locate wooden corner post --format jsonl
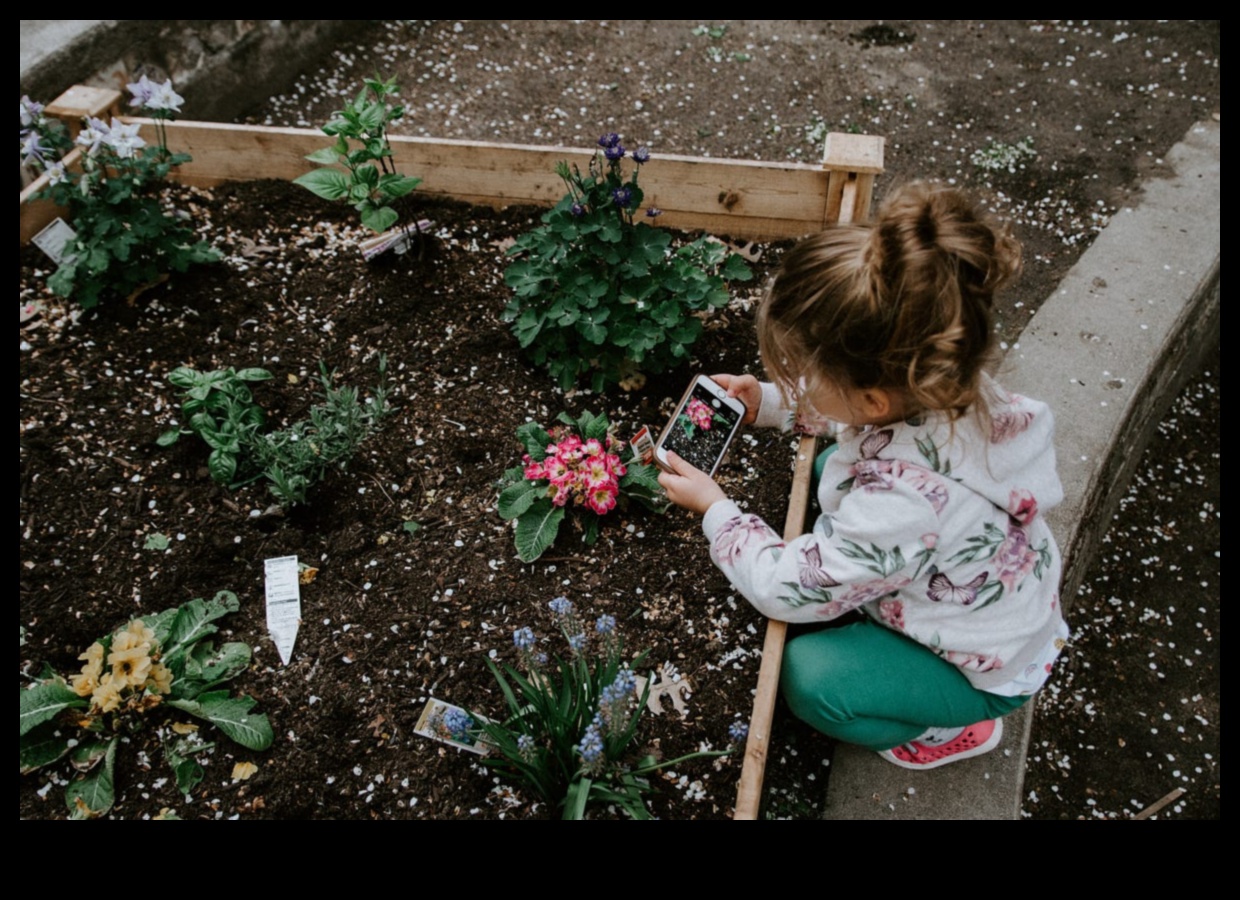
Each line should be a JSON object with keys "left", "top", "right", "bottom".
{"left": 731, "top": 132, "right": 884, "bottom": 821}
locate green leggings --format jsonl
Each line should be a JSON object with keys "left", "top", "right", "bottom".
{"left": 781, "top": 443, "right": 1028, "bottom": 752}
{"left": 780, "top": 619, "right": 1028, "bottom": 751}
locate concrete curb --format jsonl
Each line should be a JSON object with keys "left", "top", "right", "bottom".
{"left": 822, "top": 117, "right": 1220, "bottom": 820}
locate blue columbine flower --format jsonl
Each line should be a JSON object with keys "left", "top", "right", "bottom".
{"left": 595, "top": 614, "right": 616, "bottom": 634}
{"left": 548, "top": 597, "right": 574, "bottom": 617}
{"left": 443, "top": 707, "right": 474, "bottom": 740}
{"left": 632, "top": 146, "right": 651, "bottom": 164}
{"left": 729, "top": 721, "right": 749, "bottom": 743}
{"left": 604, "top": 143, "right": 626, "bottom": 161}
{"left": 513, "top": 626, "right": 536, "bottom": 650}
{"left": 612, "top": 187, "right": 632, "bottom": 208}
{"left": 570, "top": 202, "right": 585, "bottom": 217}
{"left": 645, "top": 207, "right": 663, "bottom": 218}
{"left": 598, "top": 132, "right": 621, "bottom": 149}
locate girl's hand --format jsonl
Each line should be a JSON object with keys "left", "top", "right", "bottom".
{"left": 658, "top": 452, "right": 728, "bottom": 515}
{"left": 712, "top": 373, "right": 761, "bottom": 426}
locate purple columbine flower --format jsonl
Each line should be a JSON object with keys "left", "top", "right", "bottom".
{"left": 645, "top": 207, "right": 663, "bottom": 218}
{"left": 604, "top": 143, "right": 626, "bottom": 161}
{"left": 570, "top": 202, "right": 585, "bottom": 217}
{"left": 19, "top": 96, "right": 43, "bottom": 130}
{"left": 126, "top": 74, "right": 155, "bottom": 107}
{"left": 632, "top": 146, "right": 651, "bottom": 164}
{"left": 20, "top": 132, "right": 47, "bottom": 164}
{"left": 612, "top": 187, "right": 632, "bottom": 208}
{"left": 597, "top": 132, "right": 621, "bottom": 149}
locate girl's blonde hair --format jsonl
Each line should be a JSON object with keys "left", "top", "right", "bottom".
{"left": 758, "top": 182, "right": 1021, "bottom": 420}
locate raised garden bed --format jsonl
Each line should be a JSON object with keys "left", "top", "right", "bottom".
{"left": 20, "top": 94, "right": 882, "bottom": 815}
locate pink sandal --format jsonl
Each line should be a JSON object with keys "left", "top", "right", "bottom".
{"left": 878, "top": 718, "right": 1003, "bottom": 770}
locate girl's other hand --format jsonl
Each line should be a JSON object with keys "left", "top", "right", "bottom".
{"left": 712, "top": 373, "right": 761, "bottom": 426}
{"left": 657, "top": 451, "right": 728, "bottom": 516}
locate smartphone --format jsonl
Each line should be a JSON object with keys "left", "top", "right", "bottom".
{"left": 654, "top": 375, "right": 747, "bottom": 478}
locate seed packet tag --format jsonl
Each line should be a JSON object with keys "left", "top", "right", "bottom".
{"left": 264, "top": 555, "right": 301, "bottom": 665}
{"left": 358, "top": 219, "right": 434, "bottom": 261}
{"left": 629, "top": 425, "right": 655, "bottom": 466}
{"left": 415, "top": 698, "right": 492, "bottom": 756}
{"left": 32, "top": 217, "right": 77, "bottom": 266}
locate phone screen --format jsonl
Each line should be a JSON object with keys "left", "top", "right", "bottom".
{"left": 661, "top": 382, "right": 743, "bottom": 475}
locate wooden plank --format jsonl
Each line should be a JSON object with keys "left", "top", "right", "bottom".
{"left": 19, "top": 146, "right": 83, "bottom": 245}
{"left": 732, "top": 147, "right": 873, "bottom": 820}
{"left": 136, "top": 120, "right": 838, "bottom": 241}
{"left": 822, "top": 132, "right": 885, "bottom": 175}
{"left": 733, "top": 433, "right": 818, "bottom": 820}
{"left": 45, "top": 86, "right": 123, "bottom": 139}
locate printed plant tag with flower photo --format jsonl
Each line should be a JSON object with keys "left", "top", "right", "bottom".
{"left": 415, "top": 698, "right": 493, "bottom": 755}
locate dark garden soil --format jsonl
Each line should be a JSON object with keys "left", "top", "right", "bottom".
{"left": 20, "top": 180, "right": 802, "bottom": 819}
{"left": 21, "top": 20, "right": 1220, "bottom": 819}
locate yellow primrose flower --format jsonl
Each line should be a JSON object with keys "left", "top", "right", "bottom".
{"left": 72, "top": 641, "right": 106, "bottom": 697}
{"left": 109, "top": 641, "right": 153, "bottom": 688}
{"left": 125, "top": 618, "right": 156, "bottom": 648}
{"left": 92, "top": 672, "right": 124, "bottom": 713}
{"left": 146, "top": 662, "right": 173, "bottom": 695}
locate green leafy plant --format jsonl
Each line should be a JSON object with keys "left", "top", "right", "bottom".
{"left": 502, "top": 134, "right": 752, "bottom": 391}
{"left": 498, "top": 410, "right": 664, "bottom": 562}
{"left": 295, "top": 76, "right": 423, "bottom": 239}
{"left": 970, "top": 136, "right": 1036, "bottom": 173}
{"left": 449, "top": 597, "right": 733, "bottom": 819}
{"left": 160, "top": 356, "right": 390, "bottom": 506}
{"left": 19, "top": 591, "right": 273, "bottom": 819}
{"left": 21, "top": 80, "right": 219, "bottom": 309}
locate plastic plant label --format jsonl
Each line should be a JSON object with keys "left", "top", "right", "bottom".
{"left": 32, "top": 217, "right": 78, "bottom": 265}
{"left": 264, "top": 555, "right": 301, "bottom": 665}
{"left": 414, "top": 698, "right": 492, "bottom": 756}
{"left": 629, "top": 425, "right": 655, "bottom": 466}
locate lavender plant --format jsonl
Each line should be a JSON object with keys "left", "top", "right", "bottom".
{"left": 460, "top": 597, "right": 733, "bottom": 820}
{"left": 19, "top": 591, "right": 273, "bottom": 819}
{"left": 21, "top": 79, "right": 219, "bottom": 308}
{"left": 295, "top": 76, "right": 423, "bottom": 244}
{"left": 503, "top": 134, "right": 753, "bottom": 392}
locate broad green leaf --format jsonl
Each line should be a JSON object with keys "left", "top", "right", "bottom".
{"left": 293, "top": 168, "right": 351, "bottom": 201}
{"left": 403, "top": 520, "right": 422, "bottom": 535}
{"left": 379, "top": 174, "right": 422, "bottom": 198}
{"left": 304, "top": 146, "right": 342, "bottom": 164}
{"left": 164, "top": 591, "right": 240, "bottom": 666}
{"left": 498, "top": 479, "right": 544, "bottom": 520}
{"left": 70, "top": 739, "right": 111, "bottom": 773}
{"left": 515, "top": 422, "right": 554, "bottom": 460}
{"left": 144, "top": 533, "right": 170, "bottom": 551}
{"left": 20, "top": 681, "right": 86, "bottom": 737}
{"left": 207, "top": 447, "right": 237, "bottom": 485}
{"left": 182, "top": 641, "right": 252, "bottom": 693}
{"left": 19, "top": 720, "right": 71, "bottom": 774}
{"left": 163, "top": 732, "right": 214, "bottom": 795}
{"left": 721, "top": 252, "right": 754, "bottom": 281}
{"left": 66, "top": 739, "right": 116, "bottom": 819}
{"left": 514, "top": 499, "right": 566, "bottom": 563}
{"left": 360, "top": 205, "right": 399, "bottom": 233}
{"left": 156, "top": 429, "right": 181, "bottom": 447}
{"left": 235, "top": 368, "right": 273, "bottom": 382}
{"left": 168, "top": 691, "right": 273, "bottom": 750}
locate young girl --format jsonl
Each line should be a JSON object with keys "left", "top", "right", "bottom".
{"left": 658, "top": 183, "right": 1068, "bottom": 769}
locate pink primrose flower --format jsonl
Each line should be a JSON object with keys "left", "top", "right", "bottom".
{"left": 686, "top": 398, "right": 713, "bottom": 430}
{"left": 583, "top": 438, "right": 604, "bottom": 457}
{"left": 587, "top": 485, "right": 618, "bottom": 515}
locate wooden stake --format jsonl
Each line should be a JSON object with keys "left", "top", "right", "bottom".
{"left": 1131, "top": 787, "right": 1186, "bottom": 820}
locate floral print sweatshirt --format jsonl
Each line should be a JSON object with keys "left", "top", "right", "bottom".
{"left": 701, "top": 379, "right": 1066, "bottom": 692}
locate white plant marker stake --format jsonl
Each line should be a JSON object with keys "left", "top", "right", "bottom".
{"left": 264, "top": 555, "right": 301, "bottom": 665}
